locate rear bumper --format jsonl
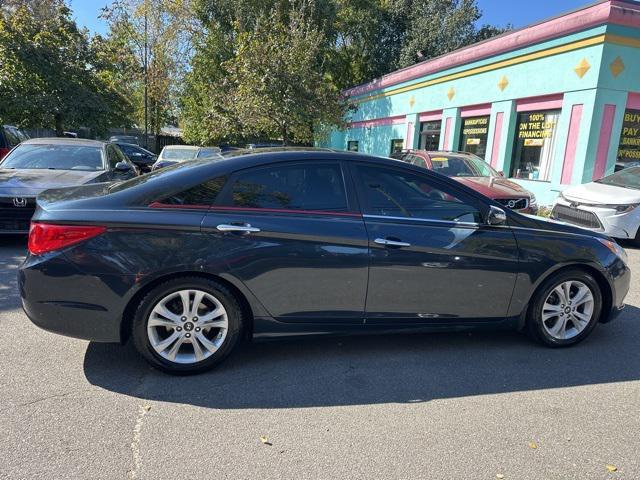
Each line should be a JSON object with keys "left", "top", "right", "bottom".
{"left": 19, "top": 253, "right": 137, "bottom": 343}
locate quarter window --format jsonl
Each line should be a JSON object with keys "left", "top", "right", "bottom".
{"left": 228, "top": 163, "right": 348, "bottom": 212}
{"left": 157, "top": 177, "right": 227, "bottom": 207}
{"left": 354, "top": 164, "right": 481, "bottom": 223}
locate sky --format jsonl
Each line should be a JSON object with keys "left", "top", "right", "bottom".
{"left": 69, "top": 0, "right": 595, "bottom": 37}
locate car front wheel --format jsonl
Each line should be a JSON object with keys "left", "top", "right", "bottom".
{"left": 527, "top": 269, "right": 602, "bottom": 347}
{"left": 132, "top": 277, "right": 244, "bottom": 374}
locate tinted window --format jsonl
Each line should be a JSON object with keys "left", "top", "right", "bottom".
{"left": 106, "top": 146, "right": 120, "bottom": 168}
{"left": 1, "top": 144, "right": 104, "bottom": 171}
{"left": 355, "top": 164, "right": 481, "bottom": 223}
{"left": 3, "top": 127, "right": 20, "bottom": 147}
{"left": 228, "top": 163, "right": 348, "bottom": 212}
{"left": 158, "top": 177, "right": 227, "bottom": 206}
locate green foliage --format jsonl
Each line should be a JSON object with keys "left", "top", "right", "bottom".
{"left": 0, "top": 0, "right": 133, "bottom": 134}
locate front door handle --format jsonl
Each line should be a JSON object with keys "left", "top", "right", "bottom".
{"left": 374, "top": 238, "right": 411, "bottom": 247}
{"left": 216, "top": 223, "right": 261, "bottom": 233}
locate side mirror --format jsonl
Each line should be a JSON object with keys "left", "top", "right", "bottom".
{"left": 487, "top": 205, "right": 507, "bottom": 225}
{"left": 114, "top": 161, "right": 132, "bottom": 172}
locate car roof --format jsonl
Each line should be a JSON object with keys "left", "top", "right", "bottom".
{"left": 22, "top": 137, "right": 107, "bottom": 147}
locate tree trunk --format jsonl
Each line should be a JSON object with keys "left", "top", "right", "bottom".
{"left": 54, "top": 113, "right": 63, "bottom": 137}
{"left": 281, "top": 126, "right": 289, "bottom": 146}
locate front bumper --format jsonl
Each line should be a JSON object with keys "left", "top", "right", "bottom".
{"left": 19, "top": 252, "right": 138, "bottom": 343}
{"left": 551, "top": 199, "right": 640, "bottom": 239}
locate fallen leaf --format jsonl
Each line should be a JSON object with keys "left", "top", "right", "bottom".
{"left": 528, "top": 442, "right": 537, "bottom": 449}
{"left": 260, "top": 436, "right": 272, "bottom": 446}
{"left": 142, "top": 405, "right": 151, "bottom": 412}
{"left": 496, "top": 474, "right": 505, "bottom": 479}
{"left": 606, "top": 465, "right": 618, "bottom": 472}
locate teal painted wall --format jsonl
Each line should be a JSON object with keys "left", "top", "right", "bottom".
{"left": 324, "top": 21, "right": 640, "bottom": 206}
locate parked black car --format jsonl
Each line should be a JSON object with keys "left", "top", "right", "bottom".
{"left": 0, "top": 125, "right": 29, "bottom": 160}
{"left": 116, "top": 143, "right": 157, "bottom": 173}
{"left": 20, "top": 149, "right": 630, "bottom": 374}
{"left": 0, "top": 138, "right": 137, "bottom": 234}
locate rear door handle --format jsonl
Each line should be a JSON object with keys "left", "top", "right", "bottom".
{"left": 216, "top": 223, "right": 261, "bottom": 233}
{"left": 374, "top": 238, "right": 411, "bottom": 247}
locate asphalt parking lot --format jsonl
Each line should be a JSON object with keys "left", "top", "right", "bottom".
{"left": 1, "top": 236, "right": 639, "bottom": 480}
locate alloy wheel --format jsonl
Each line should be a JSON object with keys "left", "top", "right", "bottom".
{"left": 147, "top": 289, "right": 229, "bottom": 364}
{"left": 541, "top": 280, "right": 594, "bottom": 340}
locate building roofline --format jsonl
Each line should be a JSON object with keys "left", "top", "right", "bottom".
{"left": 344, "top": 0, "right": 640, "bottom": 99}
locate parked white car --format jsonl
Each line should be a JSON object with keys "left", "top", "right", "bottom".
{"left": 551, "top": 166, "right": 640, "bottom": 243}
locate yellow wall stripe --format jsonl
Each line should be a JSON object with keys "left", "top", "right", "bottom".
{"left": 353, "top": 33, "right": 627, "bottom": 104}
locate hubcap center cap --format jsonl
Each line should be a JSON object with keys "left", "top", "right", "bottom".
{"left": 184, "top": 322, "right": 194, "bottom": 332}
{"left": 564, "top": 307, "right": 572, "bottom": 315}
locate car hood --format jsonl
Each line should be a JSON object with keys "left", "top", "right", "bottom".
{"left": 561, "top": 182, "right": 640, "bottom": 205}
{"left": 0, "top": 169, "right": 104, "bottom": 196}
{"left": 453, "top": 176, "right": 530, "bottom": 198}
{"left": 510, "top": 212, "right": 609, "bottom": 239}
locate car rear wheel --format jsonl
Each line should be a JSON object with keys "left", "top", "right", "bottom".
{"left": 527, "top": 269, "right": 602, "bottom": 347}
{"left": 132, "top": 277, "right": 243, "bottom": 374}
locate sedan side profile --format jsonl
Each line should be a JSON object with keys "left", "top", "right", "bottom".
{"left": 20, "top": 149, "right": 630, "bottom": 374}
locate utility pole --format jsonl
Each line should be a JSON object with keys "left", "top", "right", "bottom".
{"left": 144, "top": 0, "right": 149, "bottom": 149}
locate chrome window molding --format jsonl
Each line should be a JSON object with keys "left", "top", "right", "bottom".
{"left": 363, "top": 214, "right": 480, "bottom": 228}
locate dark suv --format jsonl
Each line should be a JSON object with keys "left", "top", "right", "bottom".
{"left": 0, "top": 125, "right": 30, "bottom": 159}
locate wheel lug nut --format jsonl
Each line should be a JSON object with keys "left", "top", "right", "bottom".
{"left": 192, "top": 317, "right": 198, "bottom": 322}
{"left": 195, "top": 327, "right": 201, "bottom": 332}
{"left": 177, "top": 327, "right": 182, "bottom": 331}
{"left": 181, "top": 316, "right": 187, "bottom": 322}
{"left": 185, "top": 333, "right": 191, "bottom": 338}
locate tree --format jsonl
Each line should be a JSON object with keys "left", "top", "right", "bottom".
{"left": 0, "top": 0, "right": 133, "bottom": 135}
{"left": 101, "top": 0, "right": 197, "bottom": 135}
{"left": 182, "top": 4, "right": 349, "bottom": 145}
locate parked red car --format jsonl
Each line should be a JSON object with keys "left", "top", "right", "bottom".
{"left": 0, "top": 125, "right": 29, "bottom": 160}
{"left": 391, "top": 150, "right": 538, "bottom": 214}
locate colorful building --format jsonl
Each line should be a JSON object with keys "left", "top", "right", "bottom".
{"left": 320, "top": 0, "right": 640, "bottom": 205}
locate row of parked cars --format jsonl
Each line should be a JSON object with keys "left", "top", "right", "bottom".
{"left": 1, "top": 129, "right": 640, "bottom": 245}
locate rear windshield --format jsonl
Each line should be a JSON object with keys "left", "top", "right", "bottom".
{"left": 0, "top": 144, "right": 104, "bottom": 171}
{"left": 161, "top": 148, "right": 198, "bottom": 160}
{"left": 596, "top": 166, "right": 640, "bottom": 190}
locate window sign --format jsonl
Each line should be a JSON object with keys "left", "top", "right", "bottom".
{"left": 390, "top": 139, "right": 404, "bottom": 154}
{"left": 617, "top": 109, "right": 640, "bottom": 163}
{"left": 347, "top": 140, "right": 359, "bottom": 152}
{"left": 510, "top": 110, "right": 560, "bottom": 181}
{"left": 459, "top": 116, "right": 490, "bottom": 158}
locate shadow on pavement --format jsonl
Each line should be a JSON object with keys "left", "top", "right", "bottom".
{"left": 84, "top": 305, "right": 640, "bottom": 409}
{"left": 0, "top": 235, "right": 26, "bottom": 313}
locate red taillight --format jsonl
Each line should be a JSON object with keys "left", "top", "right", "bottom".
{"left": 28, "top": 223, "right": 107, "bottom": 255}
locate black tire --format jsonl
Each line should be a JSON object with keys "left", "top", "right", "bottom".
{"left": 132, "top": 277, "right": 244, "bottom": 375}
{"left": 526, "top": 269, "right": 603, "bottom": 347}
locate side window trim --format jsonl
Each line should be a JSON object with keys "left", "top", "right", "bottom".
{"left": 216, "top": 160, "right": 358, "bottom": 215}
{"left": 348, "top": 161, "right": 486, "bottom": 225}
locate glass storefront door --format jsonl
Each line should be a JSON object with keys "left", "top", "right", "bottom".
{"left": 510, "top": 110, "right": 560, "bottom": 181}
{"left": 419, "top": 121, "right": 441, "bottom": 150}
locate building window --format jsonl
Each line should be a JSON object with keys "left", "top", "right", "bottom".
{"left": 390, "top": 139, "right": 404, "bottom": 154}
{"left": 347, "top": 140, "right": 359, "bottom": 152}
{"left": 419, "top": 121, "right": 441, "bottom": 150}
{"left": 617, "top": 109, "right": 640, "bottom": 164}
{"left": 459, "top": 116, "right": 490, "bottom": 158}
{"left": 510, "top": 110, "right": 560, "bottom": 181}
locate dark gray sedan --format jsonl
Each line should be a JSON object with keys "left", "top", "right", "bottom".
{"left": 0, "top": 138, "right": 137, "bottom": 233}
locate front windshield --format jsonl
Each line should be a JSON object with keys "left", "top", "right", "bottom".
{"left": 430, "top": 154, "right": 498, "bottom": 177}
{"left": 161, "top": 148, "right": 198, "bottom": 161}
{"left": 596, "top": 166, "right": 640, "bottom": 190}
{"left": 0, "top": 144, "right": 104, "bottom": 171}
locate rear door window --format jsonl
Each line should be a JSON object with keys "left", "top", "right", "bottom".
{"left": 153, "top": 177, "right": 228, "bottom": 208}
{"left": 224, "top": 162, "right": 349, "bottom": 213}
